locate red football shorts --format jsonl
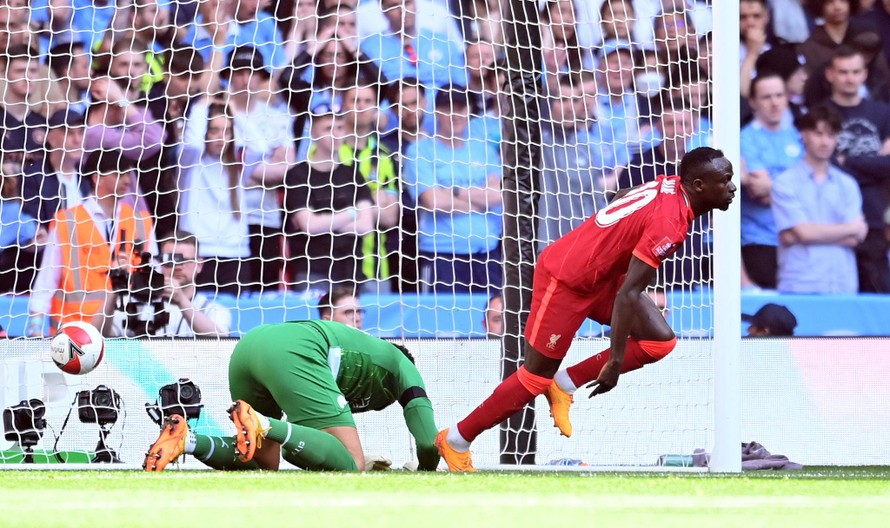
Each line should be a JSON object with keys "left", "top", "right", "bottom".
{"left": 524, "top": 265, "right": 619, "bottom": 359}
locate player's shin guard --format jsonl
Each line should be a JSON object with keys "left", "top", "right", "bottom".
{"left": 268, "top": 419, "right": 359, "bottom": 471}
{"left": 192, "top": 435, "right": 260, "bottom": 471}
{"left": 565, "top": 337, "right": 677, "bottom": 387}
{"left": 456, "top": 366, "right": 552, "bottom": 443}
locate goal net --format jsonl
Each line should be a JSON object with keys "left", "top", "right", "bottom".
{"left": 0, "top": 0, "right": 735, "bottom": 469}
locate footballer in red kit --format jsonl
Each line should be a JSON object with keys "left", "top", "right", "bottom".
{"left": 435, "top": 147, "right": 736, "bottom": 472}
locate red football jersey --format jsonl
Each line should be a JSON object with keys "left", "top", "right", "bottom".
{"left": 539, "top": 175, "right": 694, "bottom": 292}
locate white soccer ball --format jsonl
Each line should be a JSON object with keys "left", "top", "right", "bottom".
{"left": 50, "top": 322, "right": 105, "bottom": 375}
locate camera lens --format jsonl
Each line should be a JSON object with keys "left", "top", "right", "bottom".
{"left": 94, "top": 393, "right": 111, "bottom": 407}
{"left": 179, "top": 385, "right": 194, "bottom": 400}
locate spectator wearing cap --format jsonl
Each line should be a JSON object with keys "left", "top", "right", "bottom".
{"left": 360, "top": 0, "right": 467, "bottom": 93}
{"left": 744, "top": 303, "right": 798, "bottom": 336}
{"left": 223, "top": 44, "right": 295, "bottom": 291}
{"left": 339, "top": 84, "right": 401, "bottom": 291}
{"left": 740, "top": 74, "right": 804, "bottom": 290}
{"left": 771, "top": 105, "right": 866, "bottom": 294}
{"left": 281, "top": 4, "right": 382, "bottom": 162}
{"left": 21, "top": 109, "right": 91, "bottom": 229}
{"left": 595, "top": 39, "right": 654, "bottom": 170}
{"left": 178, "top": 102, "right": 251, "bottom": 296}
{"left": 283, "top": 107, "right": 374, "bottom": 291}
{"left": 404, "top": 84, "right": 503, "bottom": 293}
{"left": 46, "top": 41, "right": 91, "bottom": 116}
{"left": 539, "top": 73, "right": 611, "bottom": 249}
{"left": 27, "top": 149, "right": 156, "bottom": 337}
{"left": 179, "top": 0, "right": 287, "bottom": 73}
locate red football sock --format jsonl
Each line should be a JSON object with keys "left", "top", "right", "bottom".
{"left": 566, "top": 338, "right": 672, "bottom": 387}
{"left": 457, "top": 368, "right": 543, "bottom": 443}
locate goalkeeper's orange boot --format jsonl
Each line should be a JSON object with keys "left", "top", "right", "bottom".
{"left": 143, "top": 414, "right": 188, "bottom": 472}
{"left": 544, "top": 382, "right": 574, "bottom": 437}
{"left": 228, "top": 400, "right": 268, "bottom": 462}
{"left": 435, "top": 428, "right": 476, "bottom": 472}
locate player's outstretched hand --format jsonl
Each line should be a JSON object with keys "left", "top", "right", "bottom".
{"left": 586, "top": 361, "right": 621, "bottom": 397}
{"left": 364, "top": 454, "right": 393, "bottom": 471}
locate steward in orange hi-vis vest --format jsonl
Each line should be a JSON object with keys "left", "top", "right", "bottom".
{"left": 49, "top": 202, "right": 152, "bottom": 329}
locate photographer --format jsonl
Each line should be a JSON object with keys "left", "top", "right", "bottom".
{"left": 93, "top": 230, "right": 232, "bottom": 338}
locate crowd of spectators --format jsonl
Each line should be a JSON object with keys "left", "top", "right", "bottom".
{"left": 1, "top": 0, "right": 888, "bottom": 338}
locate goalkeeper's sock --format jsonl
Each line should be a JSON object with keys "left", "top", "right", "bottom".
{"left": 268, "top": 418, "right": 359, "bottom": 471}
{"left": 184, "top": 430, "right": 198, "bottom": 454}
{"left": 566, "top": 338, "right": 677, "bottom": 386}
{"left": 456, "top": 366, "right": 550, "bottom": 444}
{"left": 192, "top": 434, "right": 259, "bottom": 470}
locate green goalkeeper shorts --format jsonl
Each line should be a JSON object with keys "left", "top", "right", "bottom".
{"left": 228, "top": 322, "right": 356, "bottom": 430}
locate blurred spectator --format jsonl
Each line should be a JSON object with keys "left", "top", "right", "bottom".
{"left": 30, "top": 0, "right": 116, "bottom": 53}
{"left": 740, "top": 74, "right": 804, "bottom": 290}
{"left": 381, "top": 78, "right": 427, "bottom": 291}
{"left": 95, "top": 0, "right": 177, "bottom": 93}
{"left": 339, "top": 84, "right": 401, "bottom": 291}
{"left": 541, "top": 0, "right": 595, "bottom": 95}
{"left": 46, "top": 41, "right": 92, "bottom": 116}
{"left": 755, "top": 46, "right": 809, "bottom": 120}
{"left": 0, "top": 0, "right": 37, "bottom": 55}
{"left": 772, "top": 106, "right": 866, "bottom": 294}
{"left": 0, "top": 162, "right": 46, "bottom": 293}
{"left": 449, "top": 0, "right": 505, "bottom": 45}
{"left": 1, "top": 45, "right": 51, "bottom": 166}
{"left": 539, "top": 73, "right": 611, "bottom": 248}
{"left": 93, "top": 229, "right": 232, "bottom": 338}
{"left": 317, "top": 285, "right": 364, "bottom": 329}
{"left": 282, "top": 0, "right": 322, "bottom": 60}
{"left": 823, "top": 47, "right": 890, "bottom": 292}
{"left": 481, "top": 292, "right": 503, "bottom": 338}
{"left": 596, "top": 40, "right": 655, "bottom": 169}
{"left": 798, "top": 0, "right": 874, "bottom": 74}
{"left": 360, "top": 0, "right": 462, "bottom": 42}
{"left": 743, "top": 303, "right": 798, "bottom": 336}
{"left": 144, "top": 45, "right": 207, "bottom": 238}
{"left": 653, "top": 7, "right": 699, "bottom": 67}
{"left": 282, "top": 8, "right": 381, "bottom": 160}
{"left": 180, "top": 0, "right": 287, "bottom": 72}
{"left": 803, "top": 30, "right": 890, "bottom": 106}
{"left": 600, "top": 0, "right": 635, "bottom": 43}
{"left": 224, "top": 45, "right": 295, "bottom": 292}
{"left": 768, "top": 0, "right": 813, "bottom": 44}
{"left": 178, "top": 101, "right": 251, "bottom": 296}
{"left": 283, "top": 108, "right": 374, "bottom": 291}
{"left": 27, "top": 150, "right": 156, "bottom": 337}
{"left": 616, "top": 97, "right": 694, "bottom": 190}
{"left": 361, "top": 0, "right": 467, "bottom": 93}
{"left": 740, "top": 0, "right": 777, "bottom": 97}
{"left": 857, "top": 0, "right": 890, "bottom": 61}
{"left": 21, "top": 110, "right": 90, "bottom": 229}
{"left": 633, "top": 1, "right": 712, "bottom": 47}
{"left": 465, "top": 39, "right": 502, "bottom": 151}
{"left": 404, "top": 84, "right": 503, "bottom": 293}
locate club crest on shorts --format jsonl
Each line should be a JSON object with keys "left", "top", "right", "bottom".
{"left": 547, "top": 334, "right": 561, "bottom": 350}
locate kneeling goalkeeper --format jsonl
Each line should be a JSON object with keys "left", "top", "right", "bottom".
{"left": 144, "top": 320, "right": 439, "bottom": 471}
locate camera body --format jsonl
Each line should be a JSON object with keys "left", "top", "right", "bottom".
{"left": 146, "top": 378, "right": 204, "bottom": 425}
{"left": 3, "top": 399, "right": 47, "bottom": 447}
{"left": 109, "top": 251, "right": 170, "bottom": 336}
{"left": 77, "top": 385, "right": 122, "bottom": 426}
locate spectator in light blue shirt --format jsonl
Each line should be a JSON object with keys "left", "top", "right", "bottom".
{"left": 772, "top": 105, "right": 867, "bottom": 294}
{"left": 180, "top": 0, "right": 286, "bottom": 73}
{"left": 360, "top": 0, "right": 467, "bottom": 93}
{"left": 740, "top": 74, "right": 804, "bottom": 289}
{"left": 404, "top": 84, "right": 502, "bottom": 294}
{"left": 30, "top": 0, "right": 118, "bottom": 54}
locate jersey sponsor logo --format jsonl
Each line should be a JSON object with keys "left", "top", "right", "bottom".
{"left": 653, "top": 237, "right": 677, "bottom": 258}
{"left": 547, "top": 334, "right": 561, "bottom": 350}
{"left": 660, "top": 178, "right": 677, "bottom": 195}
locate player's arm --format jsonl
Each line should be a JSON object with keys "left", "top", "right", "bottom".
{"left": 592, "top": 256, "right": 659, "bottom": 396}
{"left": 396, "top": 360, "right": 440, "bottom": 471}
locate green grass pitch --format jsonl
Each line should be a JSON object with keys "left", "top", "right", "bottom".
{"left": 1, "top": 468, "right": 889, "bottom": 527}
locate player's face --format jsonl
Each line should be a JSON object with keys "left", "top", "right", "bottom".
{"left": 484, "top": 296, "right": 504, "bottom": 338}
{"left": 329, "top": 295, "right": 364, "bottom": 329}
{"left": 700, "top": 157, "right": 736, "bottom": 212}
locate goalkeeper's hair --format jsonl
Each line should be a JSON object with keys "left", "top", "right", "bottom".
{"left": 317, "top": 285, "right": 358, "bottom": 319}
{"left": 391, "top": 343, "right": 416, "bottom": 364}
{"left": 680, "top": 147, "right": 726, "bottom": 185}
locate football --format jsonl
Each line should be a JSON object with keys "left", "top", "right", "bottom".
{"left": 50, "top": 322, "right": 105, "bottom": 375}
